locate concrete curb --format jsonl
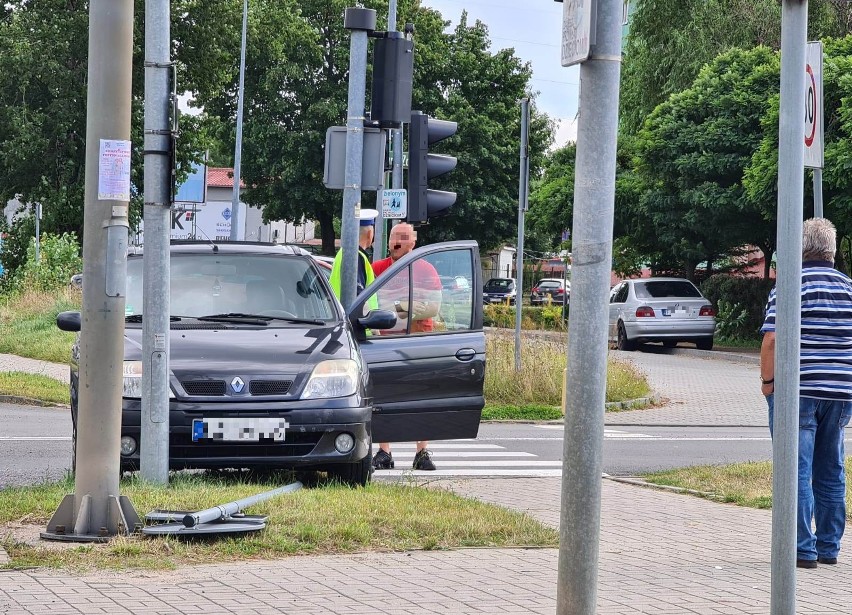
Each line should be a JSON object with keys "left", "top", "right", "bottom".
{"left": 0, "top": 395, "right": 68, "bottom": 408}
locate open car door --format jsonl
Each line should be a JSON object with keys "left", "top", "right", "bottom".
{"left": 349, "top": 240, "right": 485, "bottom": 443}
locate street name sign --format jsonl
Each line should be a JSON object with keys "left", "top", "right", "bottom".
{"left": 561, "top": 0, "right": 596, "bottom": 67}
{"left": 381, "top": 188, "right": 407, "bottom": 219}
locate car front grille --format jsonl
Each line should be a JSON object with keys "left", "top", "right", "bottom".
{"left": 250, "top": 380, "right": 293, "bottom": 396}
{"left": 169, "top": 431, "right": 321, "bottom": 458}
{"left": 182, "top": 380, "right": 227, "bottom": 396}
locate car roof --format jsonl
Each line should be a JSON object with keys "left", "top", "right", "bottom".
{"left": 128, "top": 241, "right": 312, "bottom": 257}
{"left": 630, "top": 277, "right": 695, "bottom": 283}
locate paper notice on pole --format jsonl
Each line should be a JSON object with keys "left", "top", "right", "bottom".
{"left": 98, "top": 139, "right": 132, "bottom": 201}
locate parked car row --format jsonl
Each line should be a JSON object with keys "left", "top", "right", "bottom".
{"left": 481, "top": 277, "right": 571, "bottom": 306}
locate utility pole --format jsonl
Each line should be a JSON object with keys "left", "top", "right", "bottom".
{"left": 34, "top": 203, "right": 41, "bottom": 263}
{"left": 772, "top": 3, "right": 808, "bottom": 613}
{"left": 42, "top": 0, "right": 140, "bottom": 542}
{"left": 557, "top": 0, "right": 622, "bottom": 613}
{"left": 229, "top": 0, "right": 248, "bottom": 242}
{"left": 140, "top": 0, "right": 173, "bottom": 484}
{"left": 339, "top": 7, "right": 377, "bottom": 310}
{"left": 373, "top": 0, "right": 406, "bottom": 262}
{"left": 514, "top": 97, "right": 530, "bottom": 372}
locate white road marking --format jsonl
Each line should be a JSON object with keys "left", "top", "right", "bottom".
{"left": 1, "top": 437, "right": 71, "bottom": 441}
{"left": 374, "top": 469, "right": 564, "bottom": 477}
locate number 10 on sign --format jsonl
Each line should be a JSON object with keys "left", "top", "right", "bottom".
{"left": 382, "top": 189, "right": 407, "bottom": 219}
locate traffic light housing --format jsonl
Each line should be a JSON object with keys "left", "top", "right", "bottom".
{"left": 406, "top": 110, "right": 457, "bottom": 224}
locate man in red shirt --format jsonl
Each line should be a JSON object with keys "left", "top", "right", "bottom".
{"left": 371, "top": 223, "right": 440, "bottom": 470}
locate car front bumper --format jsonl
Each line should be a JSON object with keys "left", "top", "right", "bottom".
{"left": 119, "top": 398, "right": 372, "bottom": 471}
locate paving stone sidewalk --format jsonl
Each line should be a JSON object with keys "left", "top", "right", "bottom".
{"left": 2, "top": 477, "right": 849, "bottom": 614}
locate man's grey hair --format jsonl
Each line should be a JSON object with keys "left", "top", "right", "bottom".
{"left": 802, "top": 217, "right": 836, "bottom": 262}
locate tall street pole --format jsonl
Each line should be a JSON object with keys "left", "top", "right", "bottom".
{"left": 373, "top": 0, "right": 399, "bottom": 263}
{"left": 43, "top": 0, "right": 140, "bottom": 541}
{"left": 229, "top": 0, "right": 248, "bottom": 242}
{"left": 557, "top": 0, "right": 622, "bottom": 612}
{"left": 140, "top": 0, "right": 173, "bottom": 484}
{"left": 514, "top": 97, "right": 530, "bottom": 372}
{"left": 339, "top": 7, "right": 376, "bottom": 310}
{"left": 772, "top": 2, "right": 808, "bottom": 613}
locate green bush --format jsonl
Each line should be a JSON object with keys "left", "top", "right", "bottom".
{"left": 483, "top": 304, "right": 567, "bottom": 331}
{"left": 13, "top": 232, "right": 83, "bottom": 293}
{"left": 700, "top": 274, "right": 774, "bottom": 341}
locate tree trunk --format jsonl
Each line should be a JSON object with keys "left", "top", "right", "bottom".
{"left": 758, "top": 243, "right": 774, "bottom": 279}
{"left": 318, "top": 210, "right": 336, "bottom": 256}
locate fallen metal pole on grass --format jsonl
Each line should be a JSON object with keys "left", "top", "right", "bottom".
{"left": 143, "top": 481, "right": 304, "bottom": 536}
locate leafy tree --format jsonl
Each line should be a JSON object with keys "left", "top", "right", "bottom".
{"left": 743, "top": 35, "right": 852, "bottom": 268}
{"left": 0, "top": 1, "right": 206, "bottom": 280}
{"left": 178, "top": 0, "right": 551, "bottom": 254}
{"left": 527, "top": 143, "right": 575, "bottom": 250}
{"left": 621, "top": 0, "right": 850, "bottom": 134}
{"left": 631, "top": 47, "right": 780, "bottom": 279}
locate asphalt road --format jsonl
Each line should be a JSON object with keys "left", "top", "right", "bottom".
{"left": 0, "top": 403, "right": 72, "bottom": 488}
{"left": 0, "top": 401, "right": 789, "bottom": 486}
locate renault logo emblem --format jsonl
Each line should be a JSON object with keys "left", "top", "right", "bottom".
{"left": 231, "top": 377, "right": 246, "bottom": 393}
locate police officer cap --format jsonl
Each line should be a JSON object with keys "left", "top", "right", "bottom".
{"left": 358, "top": 208, "right": 378, "bottom": 227}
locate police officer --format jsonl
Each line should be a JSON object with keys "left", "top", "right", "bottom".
{"left": 329, "top": 208, "right": 378, "bottom": 299}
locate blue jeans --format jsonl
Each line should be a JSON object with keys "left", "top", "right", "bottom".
{"left": 767, "top": 394, "right": 852, "bottom": 560}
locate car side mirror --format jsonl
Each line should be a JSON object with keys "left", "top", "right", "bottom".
{"left": 357, "top": 309, "right": 397, "bottom": 331}
{"left": 56, "top": 311, "right": 82, "bottom": 332}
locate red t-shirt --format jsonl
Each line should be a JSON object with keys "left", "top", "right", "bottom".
{"left": 372, "top": 256, "right": 441, "bottom": 332}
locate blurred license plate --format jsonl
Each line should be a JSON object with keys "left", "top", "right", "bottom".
{"left": 192, "top": 418, "right": 289, "bottom": 442}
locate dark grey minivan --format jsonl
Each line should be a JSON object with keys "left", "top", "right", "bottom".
{"left": 58, "top": 241, "right": 485, "bottom": 485}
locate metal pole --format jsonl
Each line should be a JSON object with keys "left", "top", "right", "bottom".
{"left": 340, "top": 8, "right": 376, "bottom": 310}
{"left": 813, "top": 168, "right": 823, "bottom": 218}
{"left": 34, "top": 204, "right": 40, "bottom": 263}
{"left": 44, "top": 0, "right": 139, "bottom": 541}
{"left": 229, "top": 0, "right": 248, "bottom": 242}
{"left": 373, "top": 0, "right": 398, "bottom": 263}
{"left": 514, "top": 98, "right": 530, "bottom": 372}
{"left": 557, "top": 1, "right": 622, "bottom": 612}
{"left": 183, "top": 481, "right": 303, "bottom": 527}
{"left": 772, "top": 2, "right": 807, "bottom": 613}
{"left": 140, "top": 0, "right": 172, "bottom": 485}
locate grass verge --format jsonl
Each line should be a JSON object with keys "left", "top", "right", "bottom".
{"left": 0, "top": 287, "right": 79, "bottom": 363}
{"left": 485, "top": 332, "right": 650, "bottom": 406}
{"left": 0, "top": 472, "right": 558, "bottom": 571}
{"left": 0, "top": 372, "right": 70, "bottom": 405}
{"left": 645, "top": 458, "right": 852, "bottom": 515}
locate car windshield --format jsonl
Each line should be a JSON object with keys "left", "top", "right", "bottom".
{"left": 125, "top": 253, "right": 337, "bottom": 322}
{"left": 634, "top": 280, "right": 701, "bottom": 299}
{"left": 484, "top": 279, "right": 514, "bottom": 291}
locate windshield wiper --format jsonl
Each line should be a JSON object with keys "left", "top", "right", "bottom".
{"left": 196, "top": 313, "right": 325, "bottom": 326}
{"left": 196, "top": 313, "right": 271, "bottom": 325}
{"left": 125, "top": 315, "right": 182, "bottom": 323}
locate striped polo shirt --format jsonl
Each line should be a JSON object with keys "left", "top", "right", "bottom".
{"left": 761, "top": 261, "right": 852, "bottom": 401}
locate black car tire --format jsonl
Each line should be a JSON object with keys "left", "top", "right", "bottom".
{"left": 617, "top": 322, "right": 637, "bottom": 351}
{"left": 330, "top": 444, "right": 373, "bottom": 487}
{"left": 696, "top": 337, "right": 714, "bottom": 351}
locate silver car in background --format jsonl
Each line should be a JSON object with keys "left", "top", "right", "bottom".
{"left": 608, "top": 277, "right": 716, "bottom": 351}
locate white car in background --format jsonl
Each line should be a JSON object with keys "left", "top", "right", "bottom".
{"left": 608, "top": 277, "right": 716, "bottom": 351}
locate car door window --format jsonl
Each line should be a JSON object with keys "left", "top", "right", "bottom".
{"left": 613, "top": 283, "right": 629, "bottom": 304}
{"left": 360, "top": 248, "right": 474, "bottom": 335}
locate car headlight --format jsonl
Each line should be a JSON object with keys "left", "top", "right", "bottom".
{"left": 300, "top": 359, "right": 360, "bottom": 399}
{"left": 122, "top": 360, "right": 175, "bottom": 398}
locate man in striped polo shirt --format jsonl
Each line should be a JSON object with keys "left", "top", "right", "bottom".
{"left": 760, "top": 218, "right": 852, "bottom": 569}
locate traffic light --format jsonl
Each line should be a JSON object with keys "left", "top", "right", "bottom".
{"left": 406, "top": 110, "right": 457, "bottom": 224}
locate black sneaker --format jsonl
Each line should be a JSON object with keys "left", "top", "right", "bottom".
{"left": 818, "top": 556, "right": 838, "bottom": 565}
{"left": 413, "top": 449, "right": 437, "bottom": 471}
{"left": 796, "top": 558, "right": 818, "bottom": 569}
{"left": 372, "top": 449, "right": 394, "bottom": 470}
